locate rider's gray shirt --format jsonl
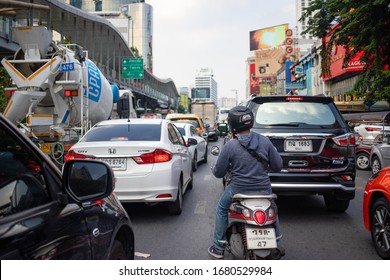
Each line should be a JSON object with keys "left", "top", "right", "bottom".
{"left": 212, "top": 131, "right": 282, "bottom": 192}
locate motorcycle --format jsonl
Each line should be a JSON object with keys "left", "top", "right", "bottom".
{"left": 210, "top": 146, "right": 284, "bottom": 260}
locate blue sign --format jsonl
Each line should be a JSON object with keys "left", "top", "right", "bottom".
{"left": 86, "top": 61, "right": 102, "bottom": 103}
{"left": 58, "top": 62, "right": 75, "bottom": 73}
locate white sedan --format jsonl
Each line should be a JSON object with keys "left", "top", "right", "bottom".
{"left": 173, "top": 122, "right": 208, "bottom": 171}
{"left": 64, "top": 118, "right": 194, "bottom": 215}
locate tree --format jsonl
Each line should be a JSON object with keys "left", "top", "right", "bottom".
{"left": 0, "top": 67, "right": 12, "bottom": 112}
{"left": 301, "top": 0, "right": 390, "bottom": 102}
{"left": 177, "top": 104, "right": 186, "bottom": 114}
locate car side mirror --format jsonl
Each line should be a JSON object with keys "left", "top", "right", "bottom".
{"left": 187, "top": 138, "right": 198, "bottom": 146}
{"left": 62, "top": 160, "right": 114, "bottom": 203}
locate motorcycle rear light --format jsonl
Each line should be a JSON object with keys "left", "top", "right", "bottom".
{"left": 332, "top": 133, "right": 356, "bottom": 146}
{"left": 268, "top": 207, "right": 276, "bottom": 220}
{"left": 64, "top": 150, "right": 95, "bottom": 162}
{"left": 253, "top": 210, "right": 266, "bottom": 225}
{"left": 242, "top": 208, "right": 251, "bottom": 218}
{"left": 132, "top": 149, "right": 172, "bottom": 164}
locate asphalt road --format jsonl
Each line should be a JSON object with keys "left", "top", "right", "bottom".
{"left": 123, "top": 138, "right": 381, "bottom": 260}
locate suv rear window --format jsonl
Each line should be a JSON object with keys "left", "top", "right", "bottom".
{"left": 81, "top": 124, "right": 161, "bottom": 142}
{"left": 253, "top": 101, "right": 338, "bottom": 127}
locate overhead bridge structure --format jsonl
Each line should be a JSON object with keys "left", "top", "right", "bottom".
{"left": 0, "top": 0, "right": 179, "bottom": 113}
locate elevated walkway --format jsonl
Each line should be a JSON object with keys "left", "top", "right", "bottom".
{"left": 0, "top": 0, "right": 178, "bottom": 113}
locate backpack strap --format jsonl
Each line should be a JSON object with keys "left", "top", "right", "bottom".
{"left": 238, "top": 141, "right": 270, "bottom": 170}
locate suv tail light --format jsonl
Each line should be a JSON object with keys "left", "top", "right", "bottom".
{"left": 64, "top": 150, "right": 95, "bottom": 162}
{"left": 132, "top": 149, "right": 172, "bottom": 164}
{"left": 332, "top": 133, "right": 356, "bottom": 146}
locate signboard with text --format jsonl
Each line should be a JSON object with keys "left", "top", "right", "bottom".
{"left": 122, "top": 58, "right": 144, "bottom": 79}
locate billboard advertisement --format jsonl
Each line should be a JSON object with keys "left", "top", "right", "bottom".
{"left": 285, "top": 61, "right": 305, "bottom": 91}
{"left": 255, "top": 48, "right": 286, "bottom": 76}
{"left": 192, "top": 88, "right": 210, "bottom": 99}
{"left": 249, "top": 63, "right": 259, "bottom": 95}
{"left": 249, "top": 48, "right": 287, "bottom": 96}
{"left": 250, "top": 24, "right": 289, "bottom": 51}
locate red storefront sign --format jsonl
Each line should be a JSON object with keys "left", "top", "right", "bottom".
{"left": 322, "top": 23, "right": 365, "bottom": 81}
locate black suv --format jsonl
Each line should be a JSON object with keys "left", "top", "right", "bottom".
{"left": 0, "top": 113, "right": 134, "bottom": 259}
{"left": 244, "top": 95, "right": 356, "bottom": 212}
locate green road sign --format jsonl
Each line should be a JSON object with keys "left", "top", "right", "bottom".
{"left": 122, "top": 58, "right": 144, "bottom": 79}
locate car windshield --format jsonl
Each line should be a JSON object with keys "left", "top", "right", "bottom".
{"left": 81, "top": 124, "right": 161, "bottom": 142}
{"left": 254, "top": 102, "right": 337, "bottom": 127}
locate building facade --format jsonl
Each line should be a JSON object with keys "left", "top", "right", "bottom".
{"left": 295, "top": 0, "right": 315, "bottom": 39}
{"left": 192, "top": 68, "right": 218, "bottom": 105}
{"left": 66, "top": 0, "right": 153, "bottom": 71}
{"left": 217, "top": 97, "right": 236, "bottom": 109}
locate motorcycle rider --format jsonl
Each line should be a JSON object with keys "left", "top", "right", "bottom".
{"left": 208, "top": 105, "right": 283, "bottom": 259}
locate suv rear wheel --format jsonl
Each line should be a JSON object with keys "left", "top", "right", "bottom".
{"left": 324, "top": 195, "right": 350, "bottom": 212}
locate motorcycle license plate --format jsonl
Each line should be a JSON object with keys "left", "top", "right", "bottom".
{"left": 245, "top": 226, "right": 277, "bottom": 249}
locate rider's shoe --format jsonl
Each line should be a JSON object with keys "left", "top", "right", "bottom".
{"left": 208, "top": 245, "right": 224, "bottom": 259}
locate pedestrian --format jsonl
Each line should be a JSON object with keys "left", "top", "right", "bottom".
{"left": 208, "top": 105, "right": 283, "bottom": 259}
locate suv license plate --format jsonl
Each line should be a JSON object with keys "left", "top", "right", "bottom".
{"left": 284, "top": 140, "right": 313, "bottom": 152}
{"left": 245, "top": 226, "right": 277, "bottom": 249}
{"left": 99, "top": 158, "right": 127, "bottom": 171}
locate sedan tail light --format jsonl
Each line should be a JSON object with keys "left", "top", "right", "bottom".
{"left": 332, "top": 133, "right": 356, "bottom": 146}
{"left": 365, "top": 127, "right": 381, "bottom": 132}
{"left": 64, "top": 150, "right": 95, "bottom": 162}
{"left": 132, "top": 149, "right": 172, "bottom": 164}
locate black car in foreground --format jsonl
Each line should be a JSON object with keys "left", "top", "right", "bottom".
{"left": 244, "top": 95, "right": 356, "bottom": 212}
{"left": 0, "top": 113, "right": 134, "bottom": 259}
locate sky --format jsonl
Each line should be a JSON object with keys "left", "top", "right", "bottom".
{"left": 146, "top": 0, "right": 296, "bottom": 102}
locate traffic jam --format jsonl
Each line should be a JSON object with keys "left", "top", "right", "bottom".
{"left": 0, "top": 0, "right": 389, "bottom": 262}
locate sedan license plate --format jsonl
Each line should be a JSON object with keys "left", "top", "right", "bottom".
{"left": 99, "top": 158, "right": 127, "bottom": 171}
{"left": 245, "top": 226, "right": 277, "bottom": 249}
{"left": 284, "top": 140, "right": 312, "bottom": 152}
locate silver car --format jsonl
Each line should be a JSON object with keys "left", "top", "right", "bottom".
{"left": 370, "top": 131, "right": 390, "bottom": 174}
{"left": 173, "top": 122, "right": 208, "bottom": 171}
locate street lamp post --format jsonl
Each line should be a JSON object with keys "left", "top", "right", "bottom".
{"left": 232, "top": 89, "right": 238, "bottom": 105}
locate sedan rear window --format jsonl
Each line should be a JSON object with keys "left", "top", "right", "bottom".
{"left": 254, "top": 102, "right": 337, "bottom": 126}
{"left": 81, "top": 124, "right": 161, "bottom": 142}
{"left": 176, "top": 127, "right": 186, "bottom": 136}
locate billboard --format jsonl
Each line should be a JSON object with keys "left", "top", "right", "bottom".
{"left": 255, "top": 48, "right": 286, "bottom": 76}
{"left": 192, "top": 88, "right": 210, "bottom": 99}
{"left": 250, "top": 24, "right": 289, "bottom": 51}
{"left": 249, "top": 63, "right": 259, "bottom": 95}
